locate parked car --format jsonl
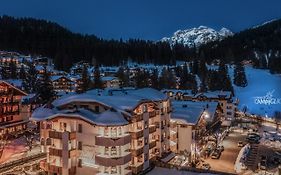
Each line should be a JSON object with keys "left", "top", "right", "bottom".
{"left": 238, "top": 141, "right": 245, "bottom": 147}
{"left": 202, "top": 163, "right": 211, "bottom": 170}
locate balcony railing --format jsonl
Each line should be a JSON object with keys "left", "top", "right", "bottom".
{"left": 49, "top": 131, "right": 62, "bottom": 139}
{"left": 130, "top": 163, "right": 144, "bottom": 174}
{"left": 149, "top": 125, "right": 156, "bottom": 133}
{"left": 95, "top": 153, "right": 131, "bottom": 166}
{"left": 96, "top": 134, "right": 131, "bottom": 147}
{"left": 133, "top": 114, "right": 143, "bottom": 122}
{"left": 130, "top": 130, "right": 143, "bottom": 139}
{"left": 131, "top": 147, "right": 143, "bottom": 157}
{"left": 149, "top": 141, "right": 156, "bottom": 149}
{"left": 49, "top": 148, "right": 62, "bottom": 157}
{"left": 149, "top": 111, "right": 156, "bottom": 118}
{"left": 69, "top": 132, "right": 76, "bottom": 140}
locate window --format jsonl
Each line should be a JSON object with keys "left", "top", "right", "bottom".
{"left": 118, "top": 127, "right": 122, "bottom": 135}
{"left": 105, "top": 147, "right": 109, "bottom": 155}
{"left": 78, "top": 141, "right": 82, "bottom": 150}
{"left": 111, "top": 147, "right": 117, "bottom": 156}
{"left": 111, "top": 167, "right": 117, "bottom": 174}
{"left": 78, "top": 124, "right": 83, "bottom": 133}
{"left": 104, "top": 127, "right": 109, "bottom": 136}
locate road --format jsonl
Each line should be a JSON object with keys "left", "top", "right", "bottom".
{"left": 204, "top": 128, "right": 247, "bottom": 174}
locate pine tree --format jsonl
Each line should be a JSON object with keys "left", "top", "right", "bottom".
{"left": 37, "top": 66, "right": 55, "bottom": 103}
{"left": 93, "top": 65, "right": 102, "bottom": 89}
{"left": 191, "top": 60, "right": 199, "bottom": 75}
{"left": 234, "top": 63, "right": 248, "bottom": 87}
{"left": 25, "top": 62, "right": 38, "bottom": 93}
{"left": 9, "top": 61, "right": 17, "bottom": 79}
{"left": 117, "top": 67, "right": 129, "bottom": 87}
{"left": 150, "top": 69, "right": 159, "bottom": 89}
{"left": 0, "top": 67, "right": 9, "bottom": 79}
{"left": 19, "top": 65, "right": 26, "bottom": 80}
{"left": 159, "top": 67, "right": 169, "bottom": 89}
{"left": 78, "top": 65, "right": 91, "bottom": 93}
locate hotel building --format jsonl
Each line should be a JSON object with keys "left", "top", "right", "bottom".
{"left": 32, "top": 88, "right": 172, "bottom": 175}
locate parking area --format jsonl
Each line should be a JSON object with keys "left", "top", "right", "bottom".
{"left": 203, "top": 128, "right": 247, "bottom": 174}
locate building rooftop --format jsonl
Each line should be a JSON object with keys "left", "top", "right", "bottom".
{"left": 171, "top": 100, "right": 218, "bottom": 125}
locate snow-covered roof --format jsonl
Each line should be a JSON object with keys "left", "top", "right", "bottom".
{"left": 32, "top": 88, "right": 168, "bottom": 126}
{"left": 171, "top": 100, "right": 218, "bottom": 125}
{"left": 195, "top": 91, "right": 232, "bottom": 99}
{"left": 101, "top": 76, "right": 118, "bottom": 82}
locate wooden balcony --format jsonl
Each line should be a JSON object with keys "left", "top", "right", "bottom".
{"left": 149, "top": 111, "right": 156, "bottom": 118}
{"left": 131, "top": 147, "right": 143, "bottom": 157}
{"left": 132, "top": 114, "right": 143, "bottom": 122}
{"left": 49, "top": 131, "right": 62, "bottom": 139}
{"left": 69, "top": 131, "right": 76, "bottom": 140}
{"left": 96, "top": 135, "right": 131, "bottom": 147}
{"left": 49, "top": 148, "right": 62, "bottom": 157}
{"left": 149, "top": 141, "right": 156, "bottom": 149}
{"left": 149, "top": 125, "right": 156, "bottom": 133}
{"left": 130, "top": 130, "right": 143, "bottom": 139}
{"left": 130, "top": 163, "right": 144, "bottom": 174}
{"left": 95, "top": 153, "right": 131, "bottom": 166}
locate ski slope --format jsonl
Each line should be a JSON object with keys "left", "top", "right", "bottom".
{"left": 230, "top": 66, "right": 281, "bottom": 117}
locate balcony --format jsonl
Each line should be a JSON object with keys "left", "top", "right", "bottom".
{"left": 149, "top": 141, "right": 156, "bottom": 149}
{"left": 49, "top": 148, "right": 62, "bottom": 157}
{"left": 149, "top": 111, "right": 156, "bottom": 118}
{"left": 49, "top": 131, "right": 62, "bottom": 139}
{"left": 131, "top": 147, "right": 143, "bottom": 157}
{"left": 132, "top": 114, "right": 143, "bottom": 122}
{"left": 130, "top": 163, "right": 144, "bottom": 174}
{"left": 95, "top": 153, "right": 131, "bottom": 166}
{"left": 149, "top": 125, "right": 156, "bottom": 133}
{"left": 69, "top": 149, "right": 77, "bottom": 157}
{"left": 130, "top": 130, "right": 143, "bottom": 139}
{"left": 69, "top": 132, "right": 76, "bottom": 140}
{"left": 96, "top": 134, "right": 131, "bottom": 147}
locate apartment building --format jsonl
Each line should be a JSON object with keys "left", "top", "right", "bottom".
{"left": 32, "top": 88, "right": 172, "bottom": 175}
{"left": 162, "top": 89, "right": 237, "bottom": 121}
{"left": 0, "top": 80, "right": 29, "bottom": 138}
{"left": 170, "top": 101, "right": 219, "bottom": 162}
{"left": 51, "top": 76, "right": 74, "bottom": 92}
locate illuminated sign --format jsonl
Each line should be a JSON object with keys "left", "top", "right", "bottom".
{"left": 253, "top": 90, "right": 281, "bottom": 105}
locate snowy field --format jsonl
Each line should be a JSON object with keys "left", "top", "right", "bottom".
{"left": 147, "top": 167, "right": 215, "bottom": 175}
{"left": 229, "top": 66, "right": 281, "bottom": 117}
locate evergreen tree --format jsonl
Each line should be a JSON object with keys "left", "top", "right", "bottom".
{"left": 159, "top": 67, "right": 169, "bottom": 89}
{"left": 37, "top": 66, "right": 55, "bottom": 103}
{"left": 234, "top": 63, "right": 248, "bottom": 87}
{"left": 134, "top": 69, "right": 149, "bottom": 88}
{"left": 25, "top": 62, "right": 38, "bottom": 93}
{"left": 19, "top": 65, "right": 26, "bottom": 80}
{"left": 93, "top": 65, "right": 102, "bottom": 89}
{"left": 117, "top": 67, "right": 129, "bottom": 87}
{"left": 150, "top": 69, "right": 159, "bottom": 89}
{"left": 9, "top": 61, "right": 17, "bottom": 79}
{"left": 78, "top": 65, "right": 91, "bottom": 93}
{"left": 191, "top": 60, "right": 199, "bottom": 75}
{"left": 0, "top": 67, "right": 9, "bottom": 79}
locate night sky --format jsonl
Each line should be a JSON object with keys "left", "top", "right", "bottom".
{"left": 1, "top": 0, "right": 281, "bottom": 40}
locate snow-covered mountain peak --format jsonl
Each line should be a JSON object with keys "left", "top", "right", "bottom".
{"left": 161, "top": 26, "right": 233, "bottom": 47}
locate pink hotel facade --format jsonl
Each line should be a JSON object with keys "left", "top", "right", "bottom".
{"left": 32, "top": 88, "right": 172, "bottom": 175}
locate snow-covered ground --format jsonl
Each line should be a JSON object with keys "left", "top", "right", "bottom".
{"left": 147, "top": 167, "right": 216, "bottom": 175}
{"left": 229, "top": 66, "right": 281, "bottom": 118}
